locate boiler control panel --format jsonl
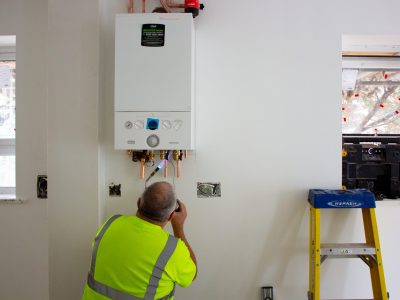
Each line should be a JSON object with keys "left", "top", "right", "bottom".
{"left": 115, "top": 111, "right": 192, "bottom": 149}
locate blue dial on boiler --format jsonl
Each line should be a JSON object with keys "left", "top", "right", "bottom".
{"left": 146, "top": 118, "right": 159, "bottom": 130}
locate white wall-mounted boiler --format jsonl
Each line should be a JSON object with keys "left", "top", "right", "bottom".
{"left": 115, "top": 13, "right": 195, "bottom": 150}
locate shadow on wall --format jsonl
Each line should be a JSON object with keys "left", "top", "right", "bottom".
{"left": 252, "top": 188, "right": 357, "bottom": 298}
{"left": 253, "top": 189, "right": 309, "bottom": 295}
{"left": 253, "top": 189, "right": 354, "bottom": 298}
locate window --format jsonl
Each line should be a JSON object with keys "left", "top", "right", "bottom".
{"left": 0, "top": 35, "right": 16, "bottom": 198}
{"left": 342, "top": 57, "right": 400, "bottom": 134}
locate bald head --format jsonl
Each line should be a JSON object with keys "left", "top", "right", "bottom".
{"left": 138, "top": 182, "right": 177, "bottom": 222}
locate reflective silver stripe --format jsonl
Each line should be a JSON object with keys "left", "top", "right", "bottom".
{"left": 88, "top": 215, "right": 178, "bottom": 300}
{"left": 88, "top": 274, "right": 175, "bottom": 300}
{"left": 90, "top": 214, "right": 122, "bottom": 278}
{"left": 88, "top": 273, "right": 143, "bottom": 300}
{"left": 144, "top": 235, "right": 178, "bottom": 299}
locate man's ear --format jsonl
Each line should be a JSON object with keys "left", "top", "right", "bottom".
{"left": 137, "top": 198, "right": 141, "bottom": 209}
{"left": 167, "top": 211, "right": 175, "bottom": 222}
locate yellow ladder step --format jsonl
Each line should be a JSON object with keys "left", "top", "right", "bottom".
{"left": 307, "top": 189, "right": 388, "bottom": 300}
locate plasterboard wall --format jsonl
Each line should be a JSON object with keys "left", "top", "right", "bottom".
{"left": 1, "top": 0, "right": 400, "bottom": 299}
{"left": 0, "top": 0, "right": 49, "bottom": 299}
{"left": 47, "top": 0, "right": 100, "bottom": 299}
{"left": 100, "top": 0, "right": 400, "bottom": 299}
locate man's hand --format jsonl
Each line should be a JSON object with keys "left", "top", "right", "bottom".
{"left": 171, "top": 200, "right": 187, "bottom": 230}
{"left": 170, "top": 200, "right": 197, "bottom": 278}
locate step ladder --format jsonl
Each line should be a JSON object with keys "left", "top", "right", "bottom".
{"left": 307, "top": 189, "right": 389, "bottom": 300}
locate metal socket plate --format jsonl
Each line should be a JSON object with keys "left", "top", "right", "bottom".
{"left": 197, "top": 182, "right": 221, "bottom": 198}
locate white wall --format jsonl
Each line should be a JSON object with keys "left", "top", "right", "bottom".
{"left": 0, "top": 1, "right": 49, "bottom": 299}
{"left": 1, "top": 0, "right": 400, "bottom": 299}
{"left": 47, "top": 0, "right": 100, "bottom": 299}
{"left": 100, "top": 0, "right": 400, "bottom": 299}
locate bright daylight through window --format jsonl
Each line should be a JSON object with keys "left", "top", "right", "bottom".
{"left": 0, "top": 35, "right": 16, "bottom": 198}
{"left": 342, "top": 59, "right": 400, "bottom": 134}
{"left": 341, "top": 35, "right": 400, "bottom": 199}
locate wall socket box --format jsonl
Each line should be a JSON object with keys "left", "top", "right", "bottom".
{"left": 197, "top": 182, "right": 221, "bottom": 198}
{"left": 37, "top": 175, "right": 47, "bottom": 199}
{"left": 109, "top": 183, "right": 121, "bottom": 197}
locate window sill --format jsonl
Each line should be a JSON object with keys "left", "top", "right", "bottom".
{"left": 0, "top": 195, "right": 25, "bottom": 203}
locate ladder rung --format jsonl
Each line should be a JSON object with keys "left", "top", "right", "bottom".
{"left": 320, "top": 243, "right": 376, "bottom": 256}
{"left": 309, "top": 191, "right": 388, "bottom": 300}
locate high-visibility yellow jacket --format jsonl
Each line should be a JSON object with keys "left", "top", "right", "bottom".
{"left": 82, "top": 215, "right": 196, "bottom": 300}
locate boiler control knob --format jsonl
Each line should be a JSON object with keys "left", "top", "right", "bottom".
{"left": 134, "top": 120, "right": 144, "bottom": 129}
{"left": 162, "top": 120, "right": 172, "bottom": 129}
{"left": 146, "top": 134, "right": 160, "bottom": 148}
{"left": 125, "top": 121, "right": 133, "bottom": 129}
{"left": 173, "top": 120, "right": 182, "bottom": 130}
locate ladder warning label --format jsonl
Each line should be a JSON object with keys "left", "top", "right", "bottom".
{"left": 141, "top": 24, "right": 165, "bottom": 47}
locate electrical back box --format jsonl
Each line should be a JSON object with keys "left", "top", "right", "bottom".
{"left": 115, "top": 13, "right": 195, "bottom": 150}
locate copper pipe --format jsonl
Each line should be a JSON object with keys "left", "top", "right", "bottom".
{"left": 142, "top": 0, "right": 146, "bottom": 13}
{"left": 172, "top": 150, "right": 180, "bottom": 177}
{"left": 184, "top": 150, "right": 188, "bottom": 159}
{"left": 140, "top": 158, "right": 145, "bottom": 179}
{"left": 176, "top": 160, "right": 181, "bottom": 178}
{"left": 160, "top": 0, "right": 185, "bottom": 12}
{"left": 167, "top": 0, "right": 185, "bottom": 8}
{"left": 160, "top": 0, "right": 172, "bottom": 13}
{"left": 149, "top": 151, "right": 155, "bottom": 163}
{"left": 160, "top": 150, "right": 167, "bottom": 177}
{"left": 173, "top": 150, "right": 179, "bottom": 161}
{"left": 164, "top": 160, "right": 168, "bottom": 177}
{"left": 128, "top": 0, "right": 134, "bottom": 13}
{"left": 160, "top": 150, "right": 165, "bottom": 160}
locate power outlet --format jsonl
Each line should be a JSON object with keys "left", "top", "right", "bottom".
{"left": 37, "top": 175, "right": 47, "bottom": 199}
{"left": 109, "top": 183, "right": 121, "bottom": 197}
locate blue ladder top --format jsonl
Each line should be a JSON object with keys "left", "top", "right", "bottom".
{"left": 308, "top": 189, "right": 376, "bottom": 208}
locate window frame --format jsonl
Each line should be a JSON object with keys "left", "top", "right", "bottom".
{"left": 0, "top": 46, "right": 16, "bottom": 198}
{"left": 342, "top": 56, "right": 400, "bottom": 70}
